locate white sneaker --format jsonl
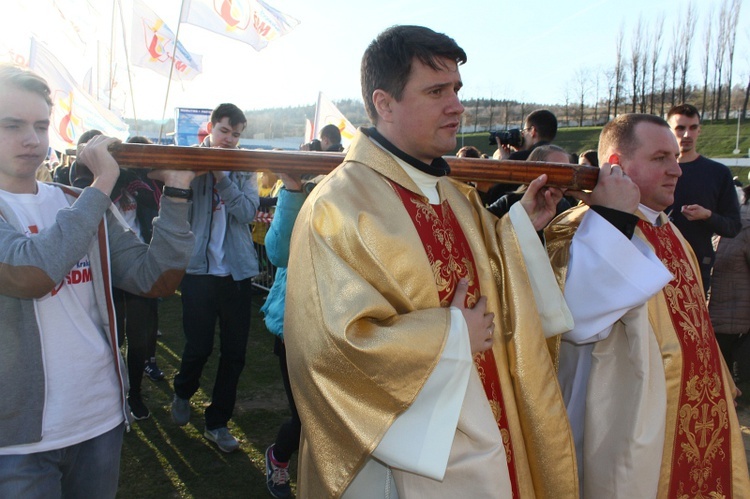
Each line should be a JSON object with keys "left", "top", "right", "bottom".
{"left": 204, "top": 427, "right": 240, "bottom": 453}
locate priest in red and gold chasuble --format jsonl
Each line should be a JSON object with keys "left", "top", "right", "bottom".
{"left": 545, "top": 113, "right": 750, "bottom": 499}
{"left": 638, "top": 219, "right": 741, "bottom": 498}
{"left": 548, "top": 205, "right": 750, "bottom": 498}
{"left": 285, "top": 130, "right": 577, "bottom": 498}
{"left": 391, "top": 180, "right": 520, "bottom": 496}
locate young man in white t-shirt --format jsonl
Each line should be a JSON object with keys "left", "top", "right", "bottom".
{"left": 0, "top": 64, "right": 195, "bottom": 498}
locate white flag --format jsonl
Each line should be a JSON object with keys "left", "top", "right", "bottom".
{"left": 180, "top": 0, "right": 299, "bottom": 51}
{"left": 132, "top": 0, "right": 203, "bottom": 81}
{"left": 313, "top": 92, "right": 357, "bottom": 150}
{"left": 303, "top": 118, "right": 313, "bottom": 143}
{"left": 29, "top": 40, "right": 129, "bottom": 152}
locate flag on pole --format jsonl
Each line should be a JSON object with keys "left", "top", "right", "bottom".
{"left": 180, "top": 0, "right": 299, "bottom": 51}
{"left": 29, "top": 39, "right": 129, "bottom": 152}
{"left": 132, "top": 0, "right": 203, "bottom": 81}
{"left": 303, "top": 118, "right": 313, "bottom": 143}
{"left": 313, "top": 92, "right": 357, "bottom": 149}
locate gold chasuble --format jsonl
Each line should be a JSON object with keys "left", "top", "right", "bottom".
{"left": 638, "top": 220, "right": 745, "bottom": 498}
{"left": 285, "top": 130, "right": 576, "bottom": 498}
{"left": 546, "top": 205, "right": 750, "bottom": 499}
{"left": 391, "top": 181, "right": 520, "bottom": 497}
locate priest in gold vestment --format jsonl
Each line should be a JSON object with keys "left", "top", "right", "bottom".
{"left": 546, "top": 113, "right": 750, "bottom": 498}
{"left": 284, "top": 26, "right": 577, "bottom": 498}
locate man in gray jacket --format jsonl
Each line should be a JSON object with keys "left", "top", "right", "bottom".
{"left": 170, "top": 103, "right": 260, "bottom": 453}
{"left": 0, "top": 64, "right": 195, "bottom": 498}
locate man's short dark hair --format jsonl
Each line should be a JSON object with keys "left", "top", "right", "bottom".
{"left": 598, "top": 113, "right": 670, "bottom": 161}
{"left": 0, "top": 64, "right": 52, "bottom": 107}
{"left": 361, "top": 25, "right": 467, "bottom": 124}
{"left": 667, "top": 103, "right": 701, "bottom": 123}
{"left": 456, "top": 145, "right": 481, "bottom": 158}
{"left": 77, "top": 129, "right": 102, "bottom": 145}
{"left": 319, "top": 124, "right": 341, "bottom": 145}
{"left": 579, "top": 149, "right": 599, "bottom": 167}
{"left": 525, "top": 110, "right": 557, "bottom": 142}
{"left": 127, "top": 135, "right": 153, "bottom": 144}
{"left": 527, "top": 144, "right": 569, "bottom": 162}
{"left": 210, "top": 103, "right": 247, "bottom": 127}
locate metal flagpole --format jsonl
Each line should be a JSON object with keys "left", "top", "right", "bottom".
{"left": 108, "top": 0, "right": 117, "bottom": 110}
{"left": 313, "top": 91, "right": 323, "bottom": 138}
{"left": 116, "top": 0, "right": 139, "bottom": 135}
{"left": 158, "top": 0, "right": 188, "bottom": 144}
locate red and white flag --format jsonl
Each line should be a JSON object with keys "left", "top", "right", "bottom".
{"left": 313, "top": 92, "right": 357, "bottom": 150}
{"left": 132, "top": 0, "right": 203, "bottom": 81}
{"left": 29, "top": 39, "right": 129, "bottom": 152}
{"left": 180, "top": 0, "right": 299, "bottom": 51}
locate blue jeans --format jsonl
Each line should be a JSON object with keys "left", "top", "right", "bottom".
{"left": 174, "top": 274, "right": 253, "bottom": 430}
{"left": 0, "top": 423, "right": 124, "bottom": 498}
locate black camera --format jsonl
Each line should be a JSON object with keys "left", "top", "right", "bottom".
{"left": 301, "top": 139, "right": 322, "bottom": 151}
{"left": 488, "top": 128, "right": 522, "bottom": 149}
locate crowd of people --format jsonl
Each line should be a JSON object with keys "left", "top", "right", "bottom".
{"left": 1, "top": 22, "right": 749, "bottom": 499}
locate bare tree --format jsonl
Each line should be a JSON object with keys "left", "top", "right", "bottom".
{"left": 724, "top": 0, "right": 742, "bottom": 120}
{"left": 649, "top": 14, "right": 665, "bottom": 114}
{"left": 605, "top": 68, "right": 616, "bottom": 121}
{"left": 700, "top": 7, "right": 714, "bottom": 117}
{"left": 677, "top": 2, "right": 697, "bottom": 103}
{"left": 669, "top": 23, "right": 680, "bottom": 106}
{"left": 630, "top": 17, "right": 644, "bottom": 113}
{"left": 614, "top": 25, "right": 625, "bottom": 117}
{"left": 593, "top": 69, "right": 601, "bottom": 123}
{"left": 488, "top": 96, "right": 495, "bottom": 131}
{"left": 713, "top": 1, "right": 729, "bottom": 120}
{"left": 575, "top": 68, "right": 590, "bottom": 126}
{"left": 473, "top": 98, "right": 480, "bottom": 132}
{"left": 640, "top": 43, "right": 650, "bottom": 113}
{"left": 660, "top": 60, "right": 670, "bottom": 115}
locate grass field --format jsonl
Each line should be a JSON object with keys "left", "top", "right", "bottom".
{"left": 117, "top": 291, "right": 296, "bottom": 498}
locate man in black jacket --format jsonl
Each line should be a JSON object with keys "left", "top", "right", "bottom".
{"left": 666, "top": 103, "right": 740, "bottom": 295}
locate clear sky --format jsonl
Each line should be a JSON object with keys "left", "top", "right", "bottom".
{"left": 3, "top": 0, "right": 749, "bottom": 121}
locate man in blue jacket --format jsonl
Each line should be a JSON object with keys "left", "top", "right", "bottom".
{"left": 170, "top": 103, "right": 260, "bottom": 453}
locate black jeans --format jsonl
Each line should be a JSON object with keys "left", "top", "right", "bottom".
{"left": 174, "top": 274, "right": 253, "bottom": 430}
{"left": 273, "top": 337, "right": 301, "bottom": 463}
{"left": 114, "top": 288, "right": 158, "bottom": 397}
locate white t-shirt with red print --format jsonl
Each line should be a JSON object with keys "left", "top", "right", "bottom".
{"left": 0, "top": 182, "right": 122, "bottom": 455}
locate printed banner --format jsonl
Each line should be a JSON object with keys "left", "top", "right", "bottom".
{"left": 175, "top": 107, "right": 212, "bottom": 146}
{"left": 29, "top": 39, "right": 129, "bottom": 152}
{"left": 180, "top": 0, "right": 299, "bottom": 51}
{"left": 132, "top": 0, "right": 203, "bottom": 81}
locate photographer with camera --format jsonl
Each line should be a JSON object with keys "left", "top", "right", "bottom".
{"left": 300, "top": 123, "right": 345, "bottom": 152}
{"left": 486, "top": 109, "right": 558, "bottom": 205}
{"left": 492, "top": 109, "right": 557, "bottom": 161}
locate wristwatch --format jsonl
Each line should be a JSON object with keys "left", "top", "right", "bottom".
{"left": 162, "top": 185, "right": 193, "bottom": 200}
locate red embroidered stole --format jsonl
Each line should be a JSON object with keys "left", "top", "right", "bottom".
{"left": 638, "top": 220, "right": 733, "bottom": 498}
{"left": 391, "top": 181, "right": 520, "bottom": 497}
